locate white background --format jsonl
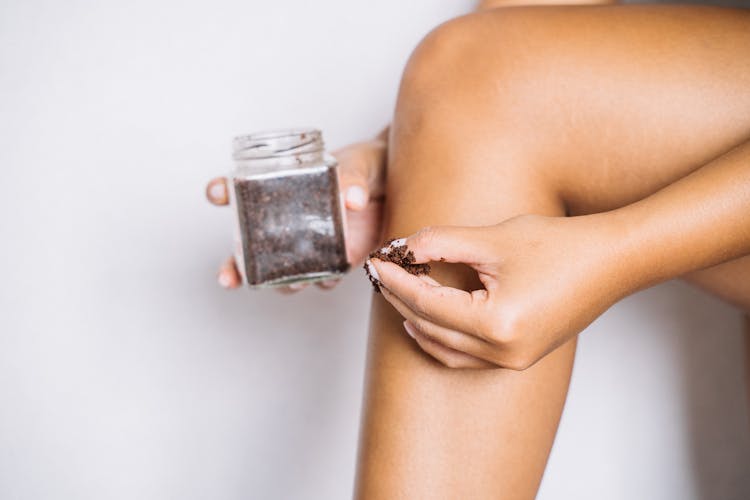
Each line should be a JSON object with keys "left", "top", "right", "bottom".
{"left": 1, "top": 1, "right": 748, "bottom": 498}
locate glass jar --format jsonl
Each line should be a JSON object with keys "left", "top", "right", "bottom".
{"left": 228, "top": 128, "right": 349, "bottom": 288}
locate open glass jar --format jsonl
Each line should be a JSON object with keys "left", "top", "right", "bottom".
{"left": 229, "top": 129, "right": 350, "bottom": 288}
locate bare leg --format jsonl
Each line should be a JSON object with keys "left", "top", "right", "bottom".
{"left": 684, "top": 257, "right": 750, "bottom": 312}
{"left": 355, "top": 84, "right": 574, "bottom": 498}
{"left": 355, "top": 5, "right": 750, "bottom": 498}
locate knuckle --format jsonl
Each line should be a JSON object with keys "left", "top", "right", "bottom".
{"left": 411, "top": 289, "right": 431, "bottom": 316}
{"left": 477, "top": 306, "right": 540, "bottom": 371}
{"left": 484, "top": 314, "right": 515, "bottom": 345}
{"left": 417, "top": 324, "right": 439, "bottom": 344}
{"left": 502, "top": 354, "right": 534, "bottom": 372}
{"left": 413, "top": 226, "right": 438, "bottom": 247}
{"left": 493, "top": 343, "right": 538, "bottom": 372}
{"left": 474, "top": 313, "right": 497, "bottom": 341}
{"left": 410, "top": 318, "right": 429, "bottom": 336}
{"left": 485, "top": 305, "right": 526, "bottom": 345}
{"left": 441, "top": 356, "right": 462, "bottom": 369}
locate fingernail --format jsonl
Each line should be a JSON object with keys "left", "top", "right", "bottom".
{"left": 403, "top": 321, "right": 417, "bottom": 339}
{"left": 345, "top": 185, "right": 367, "bottom": 209}
{"left": 209, "top": 182, "right": 226, "bottom": 201}
{"left": 377, "top": 238, "right": 405, "bottom": 256}
{"left": 320, "top": 279, "right": 339, "bottom": 288}
{"left": 289, "top": 282, "right": 306, "bottom": 291}
{"left": 365, "top": 259, "right": 380, "bottom": 282}
{"left": 218, "top": 272, "right": 232, "bottom": 288}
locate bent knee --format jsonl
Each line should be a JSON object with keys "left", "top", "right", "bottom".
{"left": 396, "top": 10, "right": 545, "bottom": 116}
{"left": 391, "top": 10, "right": 563, "bottom": 191}
{"left": 398, "top": 14, "right": 498, "bottom": 111}
{"left": 392, "top": 8, "right": 565, "bottom": 176}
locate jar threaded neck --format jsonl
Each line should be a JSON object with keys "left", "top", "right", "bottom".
{"left": 232, "top": 129, "right": 323, "bottom": 161}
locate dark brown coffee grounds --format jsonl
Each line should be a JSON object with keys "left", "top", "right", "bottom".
{"left": 364, "top": 238, "right": 431, "bottom": 293}
{"left": 234, "top": 166, "right": 349, "bottom": 286}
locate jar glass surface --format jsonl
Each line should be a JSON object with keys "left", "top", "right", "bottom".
{"left": 229, "top": 128, "right": 349, "bottom": 288}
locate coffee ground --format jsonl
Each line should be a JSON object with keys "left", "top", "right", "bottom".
{"left": 364, "top": 238, "right": 431, "bottom": 293}
{"left": 234, "top": 166, "right": 349, "bottom": 286}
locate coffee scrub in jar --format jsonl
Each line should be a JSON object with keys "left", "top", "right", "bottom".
{"left": 228, "top": 129, "right": 350, "bottom": 288}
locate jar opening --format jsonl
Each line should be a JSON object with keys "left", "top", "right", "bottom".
{"left": 233, "top": 128, "right": 324, "bottom": 161}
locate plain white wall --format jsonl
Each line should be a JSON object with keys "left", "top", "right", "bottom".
{"left": 0, "top": 1, "right": 748, "bottom": 498}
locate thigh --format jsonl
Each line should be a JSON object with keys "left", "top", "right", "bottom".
{"left": 457, "top": 5, "right": 750, "bottom": 213}
{"left": 685, "top": 256, "right": 750, "bottom": 311}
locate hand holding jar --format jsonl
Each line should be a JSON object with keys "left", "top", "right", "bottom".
{"left": 205, "top": 129, "right": 386, "bottom": 292}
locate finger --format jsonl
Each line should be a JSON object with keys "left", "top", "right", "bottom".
{"left": 417, "top": 273, "right": 441, "bottom": 287}
{"left": 403, "top": 321, "right": 495, "bottom": 369}
{"left": 206, "top": 177, "right": 229, "bottom": 206}
{"left": 333, "top": 152, "right": 369, "bottom": 211}
{"left": 315, "top": 279, "right": 340, "bottom": 290}
{"left": 334, "top": 149, "right": 382, "bottom": 211}
{"left": 343, "top": 184, "right": 369, "bottom": 211}
{"left": 218, "top": 256, "right": 241, "bottom": 289}
{"left": 381, "top": 286, "right": 490, "bottom": 358}
{"left": 370, "top": 259, "right": 490, "bottom": 336}
{"left": 276, "top": 282, "right": 309, "bottom": 295}
{"left": 402, "top": 225, "right": 490, "bottom": 265}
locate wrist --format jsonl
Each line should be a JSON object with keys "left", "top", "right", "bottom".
{"left": 596, "top": 204, "right": 684, "bottom": 297}
{"left": 582, "top": 209, "right": 659, "bottom": 300}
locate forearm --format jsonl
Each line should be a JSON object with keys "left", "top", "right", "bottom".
{"left": 616, "top": 139, "right": 750, "bottom": 292}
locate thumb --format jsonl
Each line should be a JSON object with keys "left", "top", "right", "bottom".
{"left": 334, "top": 150, "right": 370, "bottom": 211}
{"left": 399, "top": 225, "right": 490, "bottom": 265}
{"left": 342, "top": 182, "right": 369, "bottom": 211}
{"left": 334, "top": 143, "right": 386, "bottom": 211}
